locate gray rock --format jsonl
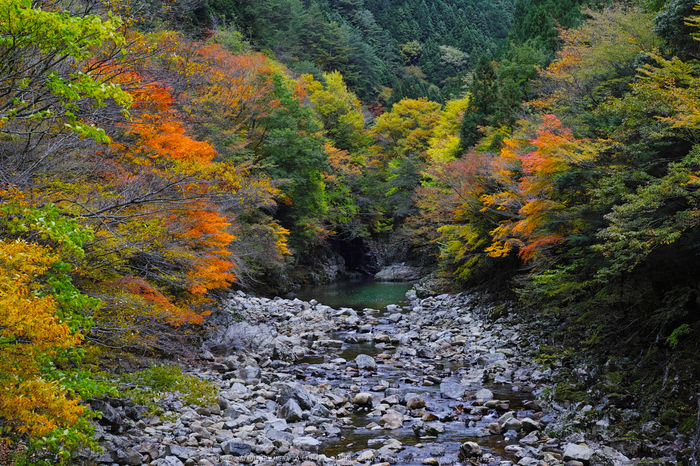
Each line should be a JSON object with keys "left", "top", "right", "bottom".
{"left": 277, "top": 398, "right": 303, "bottom": 422}
{"left": 521, "top": 417, "right": 540, "bottom": 433}
{"left": 240, "top": 365, "right": 261, "bottom": 380}
{"left": 163, "top": 445, "right": 194, "bottom": 460}
{"left": 223, "top": 402, "right": 251, "bottom": 418}
{"left": 477, "top": 352, "right": 507, "bottom": 366}
{"left": 380, "top": 410, "right": 404, "bottom": 429}
{"left": 375, "top": 264, "right": 423, "bottom": 281}
{"left": 425, "top": 422, "right": 445, "bottom": 435}
{"left": 278, "top": 382, "right": 317, "bottom": 410}
{"left": 266, "top": 429, "right": 295, "bottom": 443}
{"left": 487, "top": 422, "right": 502, "bottom": 434}
{"left": 503, "top": 418, "right": 523, "bottom": 432}
{"left": 475, "top": 388, "right": 494, "bottom": 401}
{"left": 152, "top": 457, "right": 185, "bottom": 466}
{"left": 90, "top": 399, "right": 123, "bottom": 431}
{"left": 590, "top": 446, "right": 631, "bottom": 466}
{"left": 221, "top": 440, "right": 252, "bottom": 456}
{"left": 355, "top": 354, "right": 377, "bottom": 371}
{"left": 459, "top": 441, "right": 482, "bottom": 458}
{"left": 353, "top": 392, "right": 374, "bottom": 408}
{"left": 563, "top": 444, "right": 593, "bottom": 463}
{"left": 311, "top": 404, "right": 330, "bottom": 418}
{"left": 111, "top": 447, "right": 143, "bottom": 465}
{"left": 416, "top": 346, "right": 436, "bottom": 359}
{"left": 137, "top": 443, "right": 160, "bottom": 461}
{"left": 440, "top": 382, "right": 466, "bottom": 399}
{"left": 292, "top": 436, "right": 321, "bottom": 453}
{"left": 406, "top": 396, "right": 426, "bottom": 410}
{"left": 519, "top": 431, "right": 540, "bottom": 446}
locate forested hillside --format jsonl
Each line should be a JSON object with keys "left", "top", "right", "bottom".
{"left": 201, "top": 0, "right": 516, "bottom": 104}
{"left": 1, "top": 0, "right": 700, "bottom": 463}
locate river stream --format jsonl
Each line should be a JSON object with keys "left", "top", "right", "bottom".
{"left": 292, "top": 280, "right": 533, "bottom": 465}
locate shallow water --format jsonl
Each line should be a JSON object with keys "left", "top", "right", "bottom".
{"left": 295, "top": 278, "right": 414, "bottom": 311}
{"left": 291, "top": 280, "right": 531, "bottom": 465}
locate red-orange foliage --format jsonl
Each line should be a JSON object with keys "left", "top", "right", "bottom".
{"left": 485, "top": 115, "right": 598, "bottom": 263}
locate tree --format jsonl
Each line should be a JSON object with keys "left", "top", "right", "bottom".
{"left": 369, "top": 97, "right": 441, "bottom": 228}
{"left": 484, "top": 115, "right": 602, "bottom": 265}
{"left": 532, "top": 4, "right": 658, "bottom": 130}
{"left": 0, "top": 203, "right": 103, "bottom": 463}
{"left": 460, "top": 55, "right": 499, "bottom": 149}
{"left": 0, "top": 0, "right": 131, "bottom": 143}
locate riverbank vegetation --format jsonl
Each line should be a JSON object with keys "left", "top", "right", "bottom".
{"left": 1, "top": 0, "right": 699, "bottom": 462}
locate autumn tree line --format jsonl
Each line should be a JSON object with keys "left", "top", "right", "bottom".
{"left": 2, "top": 0, "right": 700, "bottom": 462}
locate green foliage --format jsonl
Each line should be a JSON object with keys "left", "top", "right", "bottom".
{"left": 120, "top": 365, "right": 218, "bottom": 408}
{"left": 0, "top": 0, "right": 131, "bottom": 142}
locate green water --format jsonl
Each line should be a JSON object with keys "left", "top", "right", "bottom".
{"left": 295, "top": 278, "right": 414, "bottom": 311}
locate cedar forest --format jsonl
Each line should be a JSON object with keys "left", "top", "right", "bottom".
{"left": 1, "top": 0, "right": 700, "bottom": 462}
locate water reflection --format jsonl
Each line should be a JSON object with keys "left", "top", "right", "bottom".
{"left": 295, "top": 277, "right": 415, "bottom": 311}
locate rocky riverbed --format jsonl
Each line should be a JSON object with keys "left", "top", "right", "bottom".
{"left": 83, "top": 291, "right": 691, "bottom": 466}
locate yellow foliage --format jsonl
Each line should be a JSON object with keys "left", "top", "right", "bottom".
{"left": 0, "top": 239, "right": 85, "bottom": 437}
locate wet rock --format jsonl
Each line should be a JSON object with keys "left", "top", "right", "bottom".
{"left": 475, "top": 388, "right": 494, "bottom": 401}
{"left": 424, "top": 422, "right": 445, "bottom": 435}
{"left": 503, "top": 418, "right": 523, "bottom": 432}
{"left": 487, "top": 422, "right": 502, "bottom": 434}
{"left": 459, "top": 441, "right": 482, "bottom": 459}
{"left": 355, "top": 354, "right": 377, "bottom": 371}
{"left": 353, "top": 392, "right": 374, "bottom": 409}
{"left": 380, "top": 410, "right": 405, "bottom": 429}
{"left": 406, "top": 395, "right": 426, "bottom": 410}
{"left": 357, "top": 450, "right": 375, "bottom": 462}
{"left": 439, "top": 382, "right": 465, "bottom": 399}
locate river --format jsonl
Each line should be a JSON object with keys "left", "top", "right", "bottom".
{"left": 291, "top": 279, "right": 533, "bottom": 465}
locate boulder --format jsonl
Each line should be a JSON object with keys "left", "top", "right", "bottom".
{"left": 380, "top": 410, "right": 404, "bottom": 429}
{"left": 563, "top": 444, "right": 593, "bottom": 464}
{"left": 292, "top": 437, "right": 321, "bottom": 453}
{"left": 406, "top": 396, "right": 426, "bottom": 410}
{"left": 459, "top": 441, "right": 482, "bottom": 458}
{"left": 277, "top": 398, "right": 303, "bottom": 422}
{"left": 221, "top": 440, "right": 253, "bottom": 456}
{"left": 152, "top": 457, "right": 185, "bottom": 466}
{"left": 353, "top": 392, "right": 374, "bottom": 409}
{"left": 355, "top": 354, "right": 377, "bottom": 371}
{"left": 474, "top": 388, "right": 494, "bottom": 401}
{"left": 440, "top": 382, "right": 465, "bottom": 399}
{"left": 90, "top": 399, "right": 123, "bottom": 432}
{"left": 375, "top": 264, "right": 423, "bottom": 282}
{"left": 163, "top": 445, "right": 194, "bottom": 460}
{"left": 278, "top": 382, "right": 317, "bottom": 410}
